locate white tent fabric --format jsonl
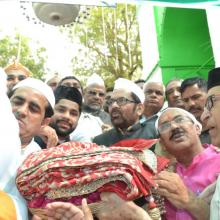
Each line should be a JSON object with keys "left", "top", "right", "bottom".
{"left": 137, "top": 3, "right": 163, "bottom": 82}
{"left": 206, "top": 7, "right": 220, "bottom": 67}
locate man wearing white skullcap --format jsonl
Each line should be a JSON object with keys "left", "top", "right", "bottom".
{"left": 154, "top": 107, "right": 220, "bottom": 220}
{"left": 93, "top": 78, "right": 158, "bottom": 147}
{"left": 9, "top": 77, "right": 55, "bottom": 162}
{"left": 69, "top": 74, "right": 112, "bottom": 142}
{"left": 83, "top": 73, "right": 111, "bottom": 125}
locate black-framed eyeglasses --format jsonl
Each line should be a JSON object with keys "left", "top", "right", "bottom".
{"left": 158, "top": 115, "right": 193, "bottom": 134}
{"left": 108, "top": 97, "right": 136, "bottom": 107}
{"left": 205, "top": 94, "right": 220, "bottom": 112}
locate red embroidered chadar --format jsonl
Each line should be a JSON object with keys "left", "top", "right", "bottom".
{"left": 16, "top": 139, "right": 168, "bottom": 216}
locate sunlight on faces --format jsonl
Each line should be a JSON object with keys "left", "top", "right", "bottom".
{"left": 10, "top": 87, "right": 49, "bottom": 141}
{"left": 182, "top": 84, "right": 207, "bottom": 122}
{"left": 84, "top": 84, "right": 106, "bottom": 111}
{"left": 201, "top": 86, "right": 220, "bottom": 147}
{"left": 50, "top": 99, "right": 80, "bottom": 138}
{"left": 158, "top": 109, "right": 201, "bottom": 157}
{"left": 109, "top": 89, "right": 143, "bottom": 129}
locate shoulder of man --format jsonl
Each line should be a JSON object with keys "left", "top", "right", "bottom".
{"left": 93, "top": 128, "right": 117, "bottom": 146}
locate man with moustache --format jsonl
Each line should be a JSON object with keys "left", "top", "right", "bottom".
{"left": 165, "top": 79, "right": 185, "bottom": 108}
{"left": 35, "top": 85, "right": 82, "bottom": 148}
{"left": 93, "top": 78, "right": 158, "bottom": 147}
{"left": 181, "top": 77, "right": 211, "bottom": 144}
{"left": 67, "top": 74, "right": 112, "bottom": 142}
{"left": 154, "top": 107, "right": 220, "bottom": 220}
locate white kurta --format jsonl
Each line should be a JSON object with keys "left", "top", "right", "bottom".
{"left": 210, "top": 175, "right": 220, "bottom": 220}
{"left": 70, "top": 112, "right": 103, "bottom": 142}
{"left": 0, "top": 68, "right": 28, "bottom": 219}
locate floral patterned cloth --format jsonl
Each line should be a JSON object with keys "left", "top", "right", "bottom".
{"left": 16, "top": 140, "right": 168, "bottom": 209}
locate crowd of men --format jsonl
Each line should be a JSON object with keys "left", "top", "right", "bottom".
{"left": 1, "top": 60, "right": 220, "bottom": 220}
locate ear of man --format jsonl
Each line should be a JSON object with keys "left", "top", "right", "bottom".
{"left": 136, "top": 103, "right": 144, "bottom": 116}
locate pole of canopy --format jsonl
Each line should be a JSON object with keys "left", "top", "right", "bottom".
{"left": 16, "top": 30, "right": 22, "bottom": 63}
{"left": 125, "top": 4, "right": 132, "bottom": 68}
{"left": 114, "top": 7, "right": 119, "bottom": 75}
{"left": 101, "top": 7, "right": 108, "bottom": 65}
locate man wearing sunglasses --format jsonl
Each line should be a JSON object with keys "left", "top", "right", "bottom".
{"left": 93, "top": 78, "right": 158, "bottom": 147}
{"left": 154, "top": 107, "right": 220, "bottom": 220}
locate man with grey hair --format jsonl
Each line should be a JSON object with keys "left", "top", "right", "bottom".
{"left": 154, "top": 107, "right": 220, "bottom": 220}
{"left": 83, "top": 73, "right": 111, "bottom": 125}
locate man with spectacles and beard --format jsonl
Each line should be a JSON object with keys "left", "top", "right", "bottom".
{"left": 93, "top": 78, "right": 158, "bottom": 147}
{"left": 180, "top": 77, "right": 211, "bottom": 144}
{"left": 35, "top": 85, "right": 82, "bottom": 148}
{"left": 83, "top": 73, "right": 111, "bottom": 126}
{"left": 154, "top": 107, "right": 220, "bottom": 220}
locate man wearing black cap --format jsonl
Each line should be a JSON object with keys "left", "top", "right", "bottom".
{"left": 35, "top": 85, "right": 82, "bottom": 148}
{"left": 201, "top": 67, "right": 220, "bottom": 219}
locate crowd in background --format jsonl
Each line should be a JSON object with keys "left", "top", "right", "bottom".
{"left": 1, "top": 60, "right": 220, "bottom": 220}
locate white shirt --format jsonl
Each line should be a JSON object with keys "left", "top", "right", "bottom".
{"left": 70, "top": 112, "right": 103, "bottom": 142}
{"left": 210, "top": 175, "right": 220, "bottom": 220}
{"left": 20, "top": 139, "right": 41, "bottom": 163}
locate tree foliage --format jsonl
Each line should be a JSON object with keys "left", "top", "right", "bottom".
{"left": 63, "top": 4, "right": 143, "bottom": 88}
{"left": 0, "top": 33, "right": 48, "bottom": 80}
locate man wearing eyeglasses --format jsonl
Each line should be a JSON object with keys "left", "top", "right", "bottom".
{"left": 200, "top": 67, "right": 220, "bottom": 219}
{"left": 83, "top": 73, "right": 111, "bottom": 126}
{"left": 93, "top": 78, "right": 158, "bottom": 147}
{"left": 154, "top": 107, "right": 220, "bottom": 220}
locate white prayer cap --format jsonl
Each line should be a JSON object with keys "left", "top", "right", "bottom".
{"left": 114, "top": 78, "right": 145, "bottom": 103}
{"left": 155, "top": 107, "right": 202, "bottom": 132}
{"left": 13, "top": 77, "right": 55, "bottom": 108}
{"left": 86, "top": 73, "right": 105, "bottom": 87}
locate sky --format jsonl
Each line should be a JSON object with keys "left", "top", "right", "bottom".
{"left": 0, "top": 0, "right": 80, "bottom": 79}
